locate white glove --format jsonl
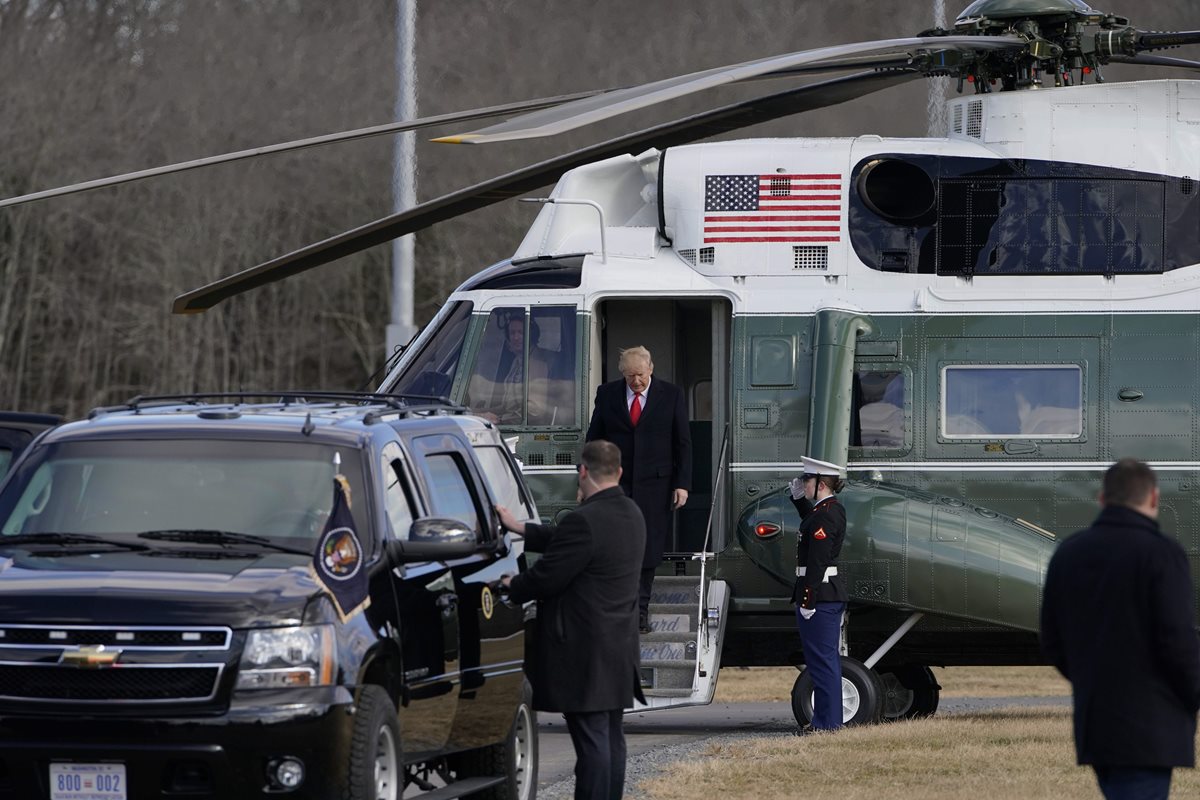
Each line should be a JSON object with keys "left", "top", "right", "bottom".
{"left": 789, "top": 477, "right": 805, "bottom": 500}
{"left": 799, "top": 606, "right": 816, "bottom": 620}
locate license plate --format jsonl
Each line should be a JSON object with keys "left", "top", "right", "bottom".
{"left": 49, "top": 763, "right": 127, "bottom": 800}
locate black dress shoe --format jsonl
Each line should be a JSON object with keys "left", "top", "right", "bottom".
{"left": 792, "top": 725, "right": 815, "bottom": 737}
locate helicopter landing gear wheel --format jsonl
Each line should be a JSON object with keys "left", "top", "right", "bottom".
{"left": 878, "top": 665, "right": 940, "bottom": 720}
{"left": 791, "top": 656, "right": 883, "bottom": 728}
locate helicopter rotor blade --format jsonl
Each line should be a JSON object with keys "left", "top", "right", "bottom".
{"left": 0, "top": 90, "right": 606, "bottom": 210}
{"left": 1134, "top": 31, "right": 1200, "bottom": 52}
{"left": 433, "top": 34, "right": 1022, "bottom": 145}
{"left": 173, "top": 68, "right": 919, "bottom": 314}
{"left": 1107, "top": 53, "right": 1200, "bottom": 71}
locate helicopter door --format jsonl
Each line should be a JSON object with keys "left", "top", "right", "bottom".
{"left": 594, "top": 297, "right": 731, "bottom": 554}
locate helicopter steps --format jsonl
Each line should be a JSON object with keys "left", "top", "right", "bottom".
{"left": 633, "top": 573, "right": 729, "bottom": 710}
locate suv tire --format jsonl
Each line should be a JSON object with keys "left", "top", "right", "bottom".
{"left": 346, "top": 685, "right": 402, "bottom": 800}
{"left": 452, "top": 678, "right": 538, "bottom": 800}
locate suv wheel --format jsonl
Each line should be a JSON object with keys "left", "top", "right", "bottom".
{"left": 452, "top": 679, "right": 538, "bottom": 800}
{"left": 346, "top": 685, "right": 401, "bottom": 800}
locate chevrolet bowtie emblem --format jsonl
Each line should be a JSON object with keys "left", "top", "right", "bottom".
{"left": 60, "top": 645, "right": 121, "bottom": 668}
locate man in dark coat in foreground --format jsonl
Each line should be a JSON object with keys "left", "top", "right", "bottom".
{"left": 1041, "top": 458, "right": 1200, "bottom": 800}
{"left": 585, "top": 345, "right": 691, "bottom": 632}
{"left": 499, "top": 439, "right": 646, "bottom": 800}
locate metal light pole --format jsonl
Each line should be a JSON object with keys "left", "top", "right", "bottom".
{"left": 387, "top": 0, "right": 418, "bottom": 357}
{"left": 927, "top": 0, "right": 949, "bottom": 137}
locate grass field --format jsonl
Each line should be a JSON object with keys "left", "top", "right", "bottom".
{"left": 713, "top": 665, "right": 1071, "bottom": 703}
{"left": 634, "top": 706, "right": 1200, "bottom": 800}
{"left": 638, "top": 667, "right": 1195, "bottom": 799}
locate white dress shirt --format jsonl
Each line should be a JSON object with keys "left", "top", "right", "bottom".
{"left": 626, "top": 377, "right": 651, "bottom": 412}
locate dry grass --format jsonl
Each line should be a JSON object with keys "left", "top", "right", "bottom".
{"left": 633, "top": 706, "right": 1200, "bottom": 800}
{"left": 713, "top": 665, "right": 1070, "bottom": 703}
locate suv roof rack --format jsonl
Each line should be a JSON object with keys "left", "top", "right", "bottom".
{"left": 88, "top": 391, "right": 469, "bottom": 420}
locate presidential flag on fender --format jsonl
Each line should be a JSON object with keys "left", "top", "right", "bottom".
{"left": 309, "top": 474, "right": 371, "bottom": 622}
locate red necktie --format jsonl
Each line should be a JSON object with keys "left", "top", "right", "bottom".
{"left": 630, "top": 392, "right": 642, "bottom": 426}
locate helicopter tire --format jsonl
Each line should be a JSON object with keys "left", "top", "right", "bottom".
{"left": 791, "top": 657, "right": 883, "bottom": 728}
{"left": 878, "top": 665, "right": 940, "bottom": 720}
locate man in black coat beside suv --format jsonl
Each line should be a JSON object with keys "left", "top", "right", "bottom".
{"left": 1041, "top": 458, "right": 1200, "bottom": 800}
{"left": 498, "top": 439, "right": 645, "bottom": 800}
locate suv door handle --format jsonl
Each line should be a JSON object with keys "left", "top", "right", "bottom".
{"left": 436, "top": 593, "right": 458, "bottom": 613}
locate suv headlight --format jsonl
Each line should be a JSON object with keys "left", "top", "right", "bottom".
{"left": 235, "top": 625, "right": 336, "bottom": 690}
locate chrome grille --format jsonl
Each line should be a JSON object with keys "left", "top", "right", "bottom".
{"left": 0, "top": 624, "right": 230, "bottom": 650}
{"left": 0, "top": 624, "right": 232, "bottom": 705}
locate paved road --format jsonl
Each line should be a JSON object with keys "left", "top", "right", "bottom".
{"left": 534, "top": 697, "right": 1070, "bottom": 797}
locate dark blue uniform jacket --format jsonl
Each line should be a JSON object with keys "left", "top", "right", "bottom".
{"left": 789, "top": 494, "right": 849, "bottom": 609}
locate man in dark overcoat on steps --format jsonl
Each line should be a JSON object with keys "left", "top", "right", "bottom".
{"left": 499, "top": 439, "right": 646, "bottom": 800}
{"left": 1041, "top": 458, "right": 1200, "bottom": 800}
{"left": 585, "top": 345, "right": 691, "bottom": 632}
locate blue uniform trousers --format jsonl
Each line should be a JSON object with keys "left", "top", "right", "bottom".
{"left": 796, "top": 602, "right": 845, "bottom": 730}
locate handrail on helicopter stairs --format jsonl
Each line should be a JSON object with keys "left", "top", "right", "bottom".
{"left": 685, "top": 423, "right": 731, "bottom": 703}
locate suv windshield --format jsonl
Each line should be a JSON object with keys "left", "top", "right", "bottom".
{"left": 0, "top": 439, "right": 368, "bottom": 548}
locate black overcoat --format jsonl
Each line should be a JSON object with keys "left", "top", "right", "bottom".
{"left": 1040, "top": 504, "right": 1200, "bottom": 767}
{"left": 585, "top": 378, "right": 691, "bottom": 568}
{"left": 507, "top": 486, "right": 647, "bottom": 713}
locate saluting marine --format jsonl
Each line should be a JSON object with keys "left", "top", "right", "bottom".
{"left": 789, "top": 456, "right": 849, "bottom": 733}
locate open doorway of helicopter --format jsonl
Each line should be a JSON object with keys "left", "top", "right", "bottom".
{"left": 595, "top": 297, "right": 732, "bottom": 557}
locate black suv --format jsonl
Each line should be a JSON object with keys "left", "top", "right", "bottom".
{"left": 0, "top": 394, "right": 538, "bottom": 800}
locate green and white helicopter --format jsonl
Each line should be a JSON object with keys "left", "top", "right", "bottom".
{"left": 13, "top": 0, "right": 1200, "bottom": 726}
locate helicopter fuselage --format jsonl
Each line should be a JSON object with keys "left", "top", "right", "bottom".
{"left": 381, "top": 78, "right": 1200, "bottom": 692}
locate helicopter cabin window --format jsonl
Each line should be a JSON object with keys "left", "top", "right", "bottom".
{"left": 749, "top": 336, "right": 795, "bottom": 387}
{"left": 466, "top": 306, "right": 577, "bottom": 427}
{"left": 389, "top": 300, "right": 473, "bottom": 398}
{"left": 941, "top": 365, "right": 1083, "bottom": 439}
{"left": 851, "top": 370, "right": 906, "bottom": 448}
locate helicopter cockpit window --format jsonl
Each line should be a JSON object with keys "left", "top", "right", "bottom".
{"left": 389, "top": 301, "right": 474, "bottom": 398}
{"left": 942, "top": 365, "right": 1082, "bottom": 439}
{"left": 851, "top": 370, "right": 906, "bottom": 448}
{"left": 466, "top": 306, "right": 577, "bottom": 427}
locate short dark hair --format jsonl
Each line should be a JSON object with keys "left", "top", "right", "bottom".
{"left": 1102, "top": 458, "right": 1157, "bottom": 508}
{"left": 819, "top": 475, "right": 845, "bottom": 494}
{"left": 581, "top": 440, "right": 621, "bottom": 480}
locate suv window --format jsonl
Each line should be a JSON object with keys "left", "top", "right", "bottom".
{"left": 474, "top": 445, "right": 533, "bottom": 519}
{"left": 380, "top": 442, "right": 418, "bottom": 540}
{"left": 423, "top": 453, "right": 482, "bottom": 537}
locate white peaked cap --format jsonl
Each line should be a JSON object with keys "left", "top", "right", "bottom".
{"left": 801, "top": 456, "right": 845, "bottom": 477}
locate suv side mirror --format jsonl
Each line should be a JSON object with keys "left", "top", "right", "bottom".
{"left": 386, "top": 517, "right": 478, "bottom": 565}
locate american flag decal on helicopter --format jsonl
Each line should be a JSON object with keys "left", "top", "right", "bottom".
{"left": 703, "top": 173, "right": 843, "bottom": 244}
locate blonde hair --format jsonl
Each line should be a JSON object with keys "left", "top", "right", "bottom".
{"left": 618, "top": 346, "right": 653, "bottom": 372}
